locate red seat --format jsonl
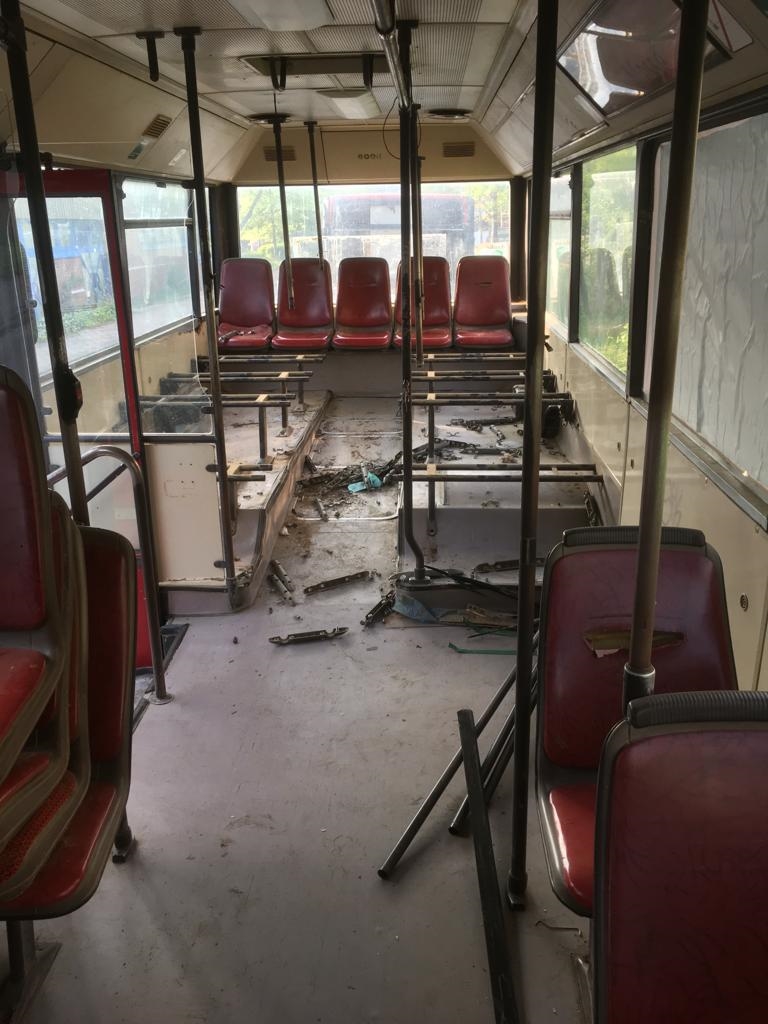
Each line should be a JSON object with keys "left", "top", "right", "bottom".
{"left": 0, "top": 526, "right": 136, "bottom": 918}
{"left": 271, "top": 259, "right": 333, "bottom": 351}
{"left": 593, "top": 691, "right": 768, "bottom": 1023}
{"left": 0, "top": 369, "right": 70, "bottom": 791}
{"left": 217, "top": 258, "right": 274, "bottom": 352}
{"left": 453, "top": 255, "right": 512, "bottom": 348}
{"left": 332, "top": 257, "right": 392, "bottom": 350}
{"left": 536, "top": 526, "right": 737, "bottom": 916}
{"left": 393, "top": 256, "right": 452, "bottom": 350}
{"left": 0, "top": 496, "right": 91, "bottom": 860}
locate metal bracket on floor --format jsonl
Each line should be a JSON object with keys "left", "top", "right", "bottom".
{"left": 269, "top": 627, "right": 348, "bottom": 646}
{"left": 361, "top": 589, "right": 395, "bottom": 627}
{"left": 304, "top": 570, "right": 373, "bottom": 595}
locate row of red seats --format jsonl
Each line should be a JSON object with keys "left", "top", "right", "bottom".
{"left": 217, "top": 255, "right": 518, "bottom": 354}
{"left": 0, "top": 367, "right": 135, "bottom": 921}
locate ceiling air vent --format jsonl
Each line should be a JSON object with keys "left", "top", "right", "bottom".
{"left": 442, "top": 141, "right": 475, "bottom": 158}
{"left": 142, "top": 114, "right": 173, "bottom": 139}
{"left": 264, "top": 146, "right": 296, "bottom": 162}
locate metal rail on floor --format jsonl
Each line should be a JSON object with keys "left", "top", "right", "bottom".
{"left": 48, "top": 446, "right": 171, "bottom": 704}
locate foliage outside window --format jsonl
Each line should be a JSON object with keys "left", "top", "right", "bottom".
{"left": 579, "top": 146, "right": 636, "bottom": 373}
{"left": 122, "top": 180, "right": 195, "bottom": 338}
{"left": 16, "top": 195, "right": 117, "bottom": 376}
{"left": 237, "top": 181, "right": 510, "bottom": 295}
{"left": 546, "top": 175, "right": 571, "bottom": 332}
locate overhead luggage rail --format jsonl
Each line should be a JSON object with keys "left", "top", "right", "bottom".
{"left": 593, "top": 690, "right": 768, "bottom": 1023}
{"left": 217, "top": 257, "right": 275, "bottom": 352}
{"left": 536, "top": 525, "right": 737, "bottom": 918}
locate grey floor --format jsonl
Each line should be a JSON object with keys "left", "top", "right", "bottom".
{"left": 24, "top": 398, "right": 588, "bottom": 1024}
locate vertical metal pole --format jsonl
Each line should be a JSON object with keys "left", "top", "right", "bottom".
{"left": 458, "top": 710, "right": 520, "bottom": 1024}
{"left": 305, "top": 121, "right": 324, "bottom": 264}
{"left": 175, "top": 28, "right": 236, "bottom": 597}
{"left": 258, "top": 407, "right": 268, "bottom": 462}
{"left": 509, "top": 177, "right": 527, "bottom": 304}
{"left": 400, "top": 102, "right": 425, "bottom": 579}
{"left": 568, "top": 164, "right": 583, "bottom": 343}
{"left": 2, "top": 0, "right": 89, "bottom": 525}
{"left": 623, "top": 0, "right": 709, "bottom": 705}
{"left": 427, "top": 403, "right": 436, "bottom": 536}
{"left": 507, "top": 0, "right": 558, "bottom": 910}
{"left": 272, "top": 117, "right": 294, "bottom": 309}
{"left": 410, "top": 110, "right": 424, "bottom": 367}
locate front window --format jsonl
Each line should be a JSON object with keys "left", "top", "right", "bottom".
{"left": 237, "top": 180, "right": 510, "bottom": 296}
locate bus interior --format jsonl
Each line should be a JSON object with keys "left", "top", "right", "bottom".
{"left": 0, "top": 0, "right": 767, "bottom": 1021}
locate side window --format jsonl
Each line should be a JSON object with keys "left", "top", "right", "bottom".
{"left": 16, "top": 195, "right": 117, "bottom": 376}
{"left": 651, "top": 113, "right": 768, "bottom": 492}
{"left": 546, "top": 174, "right": 571, "bottom": 334}
{"left": 579, "top": 146, "right": 636, "bottom": 373}
{"left": 121, "top": 179, "right": 195, "bottom": 339}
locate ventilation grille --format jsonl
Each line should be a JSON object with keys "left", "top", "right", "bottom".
{"left": 264, "top": 146, "right": 296, "bottom": 162}
{"left": 142, "top": 114, "right": 173, "bottom": 139}
{"left": 443, "top": 141, "right": 475, "bottom": 158}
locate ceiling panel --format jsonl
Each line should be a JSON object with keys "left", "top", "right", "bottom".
{"left": 411, "top": 24, "right": 475, "bottom": 84}
{"left": 28, "top": 0, "right": 251, "bottom": 34}
{"left": 327, "top": 0, "right": 487, "bottom": 25}
{"left": 308, "top": 25, "right": 381, "bottom": 52}
{"left": 150, "top": 29, "right": 312, "bottom": 60}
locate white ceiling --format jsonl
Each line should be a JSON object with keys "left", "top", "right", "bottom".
{"left": 15, "top": 0, "right": 768, "bottom": 176}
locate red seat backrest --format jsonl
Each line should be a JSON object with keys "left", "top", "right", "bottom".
{"left": 0, "top": 367, "right": 50, "bottom": 632}
{"left": 218, "top": 258, "right": 274, "bottom": 327}
{"left": 277, "top": 259, "right": 333, "bottom": 328}
{"left": 594, "top": 692, "right": 768, "bottom": 1023}
{"left": 394, "top": 257, "right": 451, "bottom": 328}
{"left": 453, "top": 255, "right": 511, "bottom": 327}
{"left": 541, "top": 529, "right": 737, "bottom": 770}
{"left": 335, "top": 257, "right": 391, "bottom": 328}
{"left": 81, "top": 529, "right": 136, "bottom": 768}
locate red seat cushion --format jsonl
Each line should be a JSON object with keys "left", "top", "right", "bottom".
{"left": 393, "top": 327, "right": 452, "bottom": 349}
{"left": 2, "top": 782, "right": 117, "bottom": 911}
{"left": 218, "top": 324, "right": 271, "bottom": 351}
{"left": 332, "top": 328, "right": 391, "bottom": 350}
{"left": 454, "top": 327, "right": 512, "bottom": 348}
{"left": 271, "top": 329, "right": 330, "bottom": 351}
{"left": 548, "top": 783, "right": 596, "bottom": 915}
{"left": 0, "top": 650, "right": 47, "bottom": 743}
